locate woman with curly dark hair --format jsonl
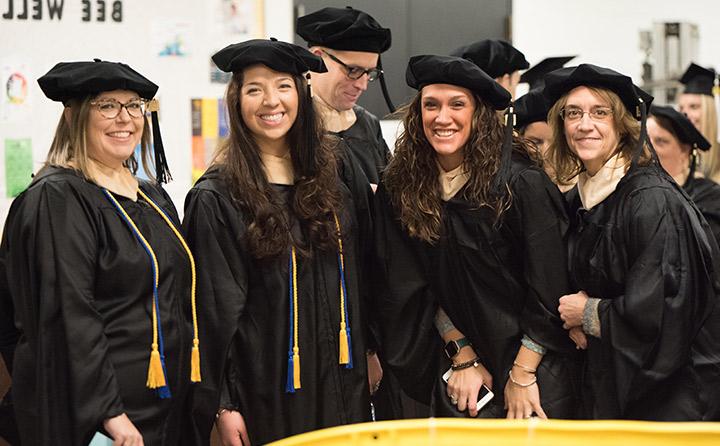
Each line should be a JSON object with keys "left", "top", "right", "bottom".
{"left": 182, "top": 39, "right": 371, "bottom": 445}
{"left": 374, "top": 55, "right": 580, "bottom": 420}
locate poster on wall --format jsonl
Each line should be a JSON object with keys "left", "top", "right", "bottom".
{"left": 0, "top": 59, "right": 32, "bottom": 123}
{"left": 191, "top": 98, "right": 228, "bottom": 182}
{"left": 152, "top": 19, "right": 191, "bottom": 57}
{"left": 4, "top": 138, "right": 33, "bottom": 198}
{"left": 216, "top": 0, "right": 264, "bottom": 37}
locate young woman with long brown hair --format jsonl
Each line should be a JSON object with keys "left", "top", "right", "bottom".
{"left": 374, "top": 55, "right": 579, "bottom": 420}
{"left": 182, "top": 39, "right": 371, "bottom": 445}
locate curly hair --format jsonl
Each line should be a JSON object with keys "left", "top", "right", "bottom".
{"left": 546, "top": 86, "right": 653, "bottom": 185}
{"left": 212, "top": 70, "right": 342, "bottom": 259}
{"left": 384, "top": 89, "right": 529, "bottom": 243}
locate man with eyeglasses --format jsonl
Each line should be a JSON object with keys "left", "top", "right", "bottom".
{"left": 297, "top": 6, "right": 405, "bottom": 422}
{"left": 297, "top": 6, "right": 392, "bottom": 191}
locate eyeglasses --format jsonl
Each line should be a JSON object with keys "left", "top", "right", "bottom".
{"left": 560, "top": 106, "right": 613, "bottom": 122}
{"left": 90, "top": 98, "right": 147, "bottom": 119}
{"left": 322, "top": 50, "right": 382, "bottom": 82}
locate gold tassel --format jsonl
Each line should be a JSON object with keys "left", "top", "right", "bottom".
{"left": 339, "top": 322, "right": 349, "bottom": 365}
{"left": 293, "top": 347, "right": 301, "bottom": 389}
{"left": 146, "top": 345, "right": 166, "bottom": 388}
{"left": 191, "top": 339, "right": 202, "bottom": 382}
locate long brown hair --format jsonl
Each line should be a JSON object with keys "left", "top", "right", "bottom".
{"left": 212, "top": 70, "right": 342, "bottom": 259}
{"left": 384, "top": 90, "right": 529, "bottom": 243}
{"left": 546, "top": 86, "right": 653, "bottom": 185}
{"left": 43, "top": 95, "right": 154, "bottom": 182}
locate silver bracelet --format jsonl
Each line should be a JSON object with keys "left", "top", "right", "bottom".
{"left": 508, "top": 369, "right": 537, "bottom": 388}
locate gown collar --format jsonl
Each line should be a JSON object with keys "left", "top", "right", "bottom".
{"left": 438, "top": 161, "right": 470, "bottom": 201}
{"left": 577, "top": 153, "right": 629, "bottom": 210}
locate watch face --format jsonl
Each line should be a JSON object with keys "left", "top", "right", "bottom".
{"left": 444, "top": 341, "right": 459, "bottom": 359}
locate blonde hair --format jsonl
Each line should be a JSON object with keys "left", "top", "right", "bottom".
{"left": 546, "top": 86, "right": 652, "bottom": 184}
{"left": 694, "top": 95, "right": 720, "bottom": 181}
{"left": 42, "top": 96, "right": 154, "bottom": 182}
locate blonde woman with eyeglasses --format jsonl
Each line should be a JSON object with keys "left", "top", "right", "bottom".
{"left": 0, "top": 60, "right": 199, "bottom": 445}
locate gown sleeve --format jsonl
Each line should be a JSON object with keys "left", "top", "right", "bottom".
{"left": 182, "top": 186, "right": 249, "bottom": 443}
{"left": 371, "top": 184, "right": 442, "bottom": 403}
{"left": 0, "top": 234, "right": 18, "bottom": 372}
{"left": 4, "top": 181, "right": 124, "bottom": 444}
{"left": 597, "top": 187, "right": 718, "bottom": 412}
{"left": 509, "top": 168, "right": 576, "bottom": 354}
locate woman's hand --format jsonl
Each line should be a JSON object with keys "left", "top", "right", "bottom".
{"left": 216, "top": 409, "right": 251, "bottom": 446}
{"left": 447, "top": 360, "right": 492, "bottom": 417}
{"left": 558, "top": 291, "right": 589, "bottom": 329}
{"left": 366, "top": 351, "right": 383, "bottom": 395}
{"left": 569, "top": 326, "right": 588, "bottom": 349}
{"left": 103, "top": 413, "right": 143, "bottom": 446}
{"left": 504, "top": 368, "right": 547, "bottom": 419}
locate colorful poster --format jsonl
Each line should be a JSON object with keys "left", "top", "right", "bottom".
{"left": 0, "top": 59, "right": 32, "bottom": 123}
{"left": 217, "top": 0, "right": 264, "bottom": 37}
{"left": 5, "top": 138, "right": 33, "bottom": 197}
{"left": 191, "top": 98, "right": 227, "bottom": 182}
{"left": 152, "top": 19, "right": 191, "bottom": 57}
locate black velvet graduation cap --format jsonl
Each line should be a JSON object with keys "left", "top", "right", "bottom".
{"left": 296, "top": 6, "right": 391, "bottom": 53}
{"left": 38, "top": 59, "right": 158, "bottom": 103}
{"left": 212, "top": 38, "right": 327, "bottom": 74}
{"left": 679, "top": 63, "right": 716, "bottom": 96}
{"left": 650, "top": 105, "right": 711, "bottom": 150}
{"left": 38, "top": 59, "right": 171, "bottom": 183}
{"left": 543, "top": 64, "right": 653, "bottom": 120}
{"left": 520, "top": 56, "right": 576, "bottom": 90}
{"left": 450, "top": 39, "right": 529, "bottom": 79}
{"left": 514, "top": 88, "right": 550, "bottom": 129}
{"left": 406, "top": 55, "right": 511, "bottom": 110}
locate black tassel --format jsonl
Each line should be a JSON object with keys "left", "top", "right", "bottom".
{"left": 377, "top": 56, "right": 396, "bottom": 114}
{"left": 150, "top": 109, "right": 172, "bottom": 184}
{"left": 491, "top": 105, "right": 515, "bottom": 197}
{"left": 632, "top": 98, "right": 648, "bottom": 167}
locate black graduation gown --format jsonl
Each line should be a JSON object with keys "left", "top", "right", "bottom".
{"left": 331, "top": 106, "right": 391, "bottom": 186}
{"left": 374, "top": 152, "right": 580, "bottom": 418}
{"left": 566, "top": 163, "right": 720, "bottom": 420}
{"left": 683, "top": 176, "right": 720, "bottom": 420}
{"left": 0, "top": 167, "right": 193, "bottom": 445}
{"left": 182, "top": 168, "right": 370, "bottom": 445}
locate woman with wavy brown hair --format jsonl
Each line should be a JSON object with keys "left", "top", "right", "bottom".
{"left": 374, "top": 55, "right": 579, "bottom": 420}
{"left": 182, "top": 39, "right": 370, "bottom": 445}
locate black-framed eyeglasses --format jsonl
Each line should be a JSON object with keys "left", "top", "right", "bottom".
{"left": 322, "top": 50, "right": 382, "bottom": 82}
{"left": 90, "top": 98, "right": 147, "bottom": 119}
{"left": 559, "top": 106, "right": 613, "bottom": 122}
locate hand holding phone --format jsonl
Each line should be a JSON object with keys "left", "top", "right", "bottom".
{"left": 443, "top": 367, "right": 494, "bottom": 412}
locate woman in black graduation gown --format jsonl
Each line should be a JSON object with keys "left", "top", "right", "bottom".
{"left": 648, "top": 105, "right": 720, "bottom": 241}
{"left": 182, "top": 39, "right": 370, "bottom": 445}
{"left": 549, "top": 64, "right": 720, "bottom": 420}
{"left": 374, "top": 55, "right": 580, "bottom": 420}
{"left": 0, "top": 61, "right": 199, "bottom": 445}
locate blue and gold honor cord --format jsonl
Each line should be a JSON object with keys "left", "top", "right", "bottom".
{"left": 103, "top": 188, "right": 201, "bottom": 398}
{"left": 286, "top": 212, "right": 352, "bottom": 393}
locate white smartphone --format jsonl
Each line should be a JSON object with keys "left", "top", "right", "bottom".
{"left": 443, "top": 367, "right": 494, "bottom": 411}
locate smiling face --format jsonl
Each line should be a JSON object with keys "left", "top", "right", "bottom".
{"left": 563, "top": 86, "right": 619, "bottom": 175}
{"left": 312, "top": 48, "right": 379, "bottom": 111}
{"left": 420, "top": 83, "right": 476, "bottom": 171}
{"left": 86, "top": 89, "right": 144, "bottom": 168}
{"left": 240, "top": 64, "right": 298, "bottom": 154}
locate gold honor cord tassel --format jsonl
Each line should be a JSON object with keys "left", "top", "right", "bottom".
{"left": 292, "top": 247, "right": 301, "bottom": 389}
{"left": 334, "top": 213, "right": 350, "bottom": 365}
{"left": 137, "top": 189, "right": 202, "bottom": 383}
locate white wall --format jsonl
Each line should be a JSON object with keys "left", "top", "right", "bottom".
{"left": 0, "top": 0, "right": 293, "bottom": 223}
{"left": 512, "top": 0, "right": 720, "bottom": 94}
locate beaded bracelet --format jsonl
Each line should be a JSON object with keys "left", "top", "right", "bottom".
{"left": 451, "top": 357, "right": 481, "bottom": 371}
{"left": 508, "top": 369, "right": 537, "bottom": 387}
{"left": 512, "top": 361, "right": 537, "bottom": 373}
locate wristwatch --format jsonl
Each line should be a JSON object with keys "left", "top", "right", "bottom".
{"left": 444, "top": 337, "right": 471, "bottom": 359}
